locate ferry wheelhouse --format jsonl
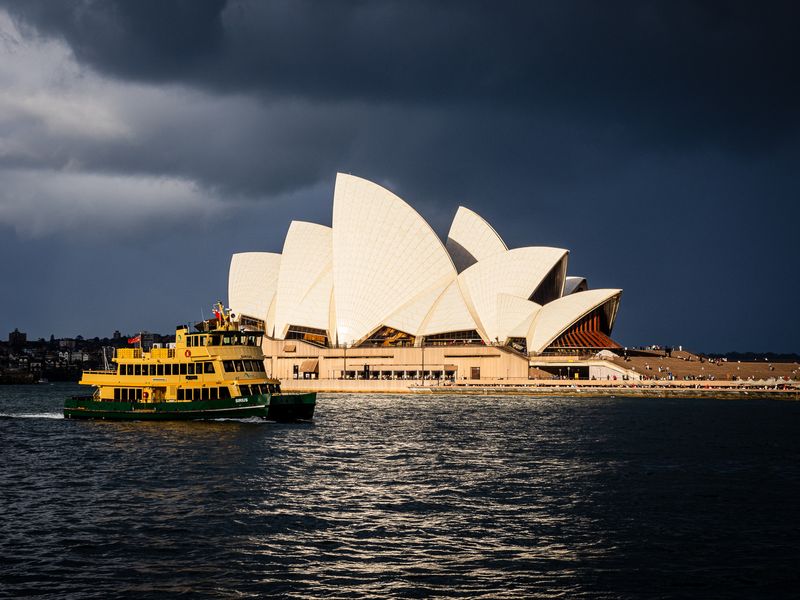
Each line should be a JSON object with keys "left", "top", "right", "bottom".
{"left": 64, "top": 305, "right": 315, "bottom": 421}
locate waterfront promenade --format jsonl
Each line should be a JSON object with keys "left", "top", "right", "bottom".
{"left": 281, "top": 350, "right": 799, "bottom": 399}
{"left": 282, "top": 375, "right": 800, "bottom": 399}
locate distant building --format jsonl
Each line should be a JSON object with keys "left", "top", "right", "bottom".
{"left": 9, "top": 328, "right": 26, "bottom": 348}
{"left": 141, "top": 332, "right": 156, "bottom": 351}
{"left": 113, "top": 330, "right": 121, "bottom": 340}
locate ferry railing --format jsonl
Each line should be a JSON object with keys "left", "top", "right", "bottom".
{"left": 117, "top": 348, "right": 142, "bottom": 359}
{"left": 150, "top": 348, "right": 176, "bottom": 359}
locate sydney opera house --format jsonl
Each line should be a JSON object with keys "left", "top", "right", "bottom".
{"left": 229, "top": 173, "right": 623, "bottom": 386}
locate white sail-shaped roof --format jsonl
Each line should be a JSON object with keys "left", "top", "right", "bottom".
{"left": 228, "top": 252, "right": 281, "bottom": 332}
{"left": 458, "top": 247, "right": 568, "bottom": 342}
{"left": 383, "top": 274, "right": 454, "bottom": 337}
{"left": 496, "top": 294, "right": 541, "bottom": 342}
{"left": 332, "top": 173, "right": 457, "bottom": 346}
{"left": 563, "top": 276, "right": 588, "bottom": 296}
{"left": 419, "top": 279, "right": 478, "bottom": 336}
{"left": 526, "top": 288, "right": 622, "bottom": 355}
{"left": 273, "top": 221, "right": 333, "bottom": 339}
{"left": 446, "top": 206, "right": 508, "bottom": 272}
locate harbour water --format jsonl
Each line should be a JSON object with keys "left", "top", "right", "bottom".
{"left": 2, "top": 383, "right": 799, "bottom": 598}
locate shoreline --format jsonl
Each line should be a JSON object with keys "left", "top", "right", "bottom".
{"left": 281, "top": 379, "right": 800, "bottom": 400}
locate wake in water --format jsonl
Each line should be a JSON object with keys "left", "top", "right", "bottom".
{"left": 0, "top": 412, "right": 64, "bottom": 419}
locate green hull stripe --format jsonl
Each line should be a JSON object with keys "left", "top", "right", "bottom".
{"left": 64, "top": 392, "right": 316, "bottom": 421}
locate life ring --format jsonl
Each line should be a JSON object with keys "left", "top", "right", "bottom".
{"left": 143, "top": 391, "right": 149, "bottom": 400}
{"left": 185, "top": 349, "right": 191, "bottom": 358}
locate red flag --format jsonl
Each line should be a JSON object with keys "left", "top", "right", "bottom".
{"left": 128, "top": 335, "right": 140, "bottom": 344}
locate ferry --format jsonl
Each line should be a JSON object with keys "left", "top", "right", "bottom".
{"left": 64, "top": 304, "right": 315, "bottom": 421}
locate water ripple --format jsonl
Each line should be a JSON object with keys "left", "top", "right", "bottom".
{"left": 1, "top": 384, "right": 800, "bottom": 598}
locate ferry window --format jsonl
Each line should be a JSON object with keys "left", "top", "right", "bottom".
{"left": 134, "top": 364, "right": 141, "bottom": 376}
{"left": 240, "top": 385, "right": 250, "bottom": 397}
{"left": 220, "top": 386, "right": 231, "bottom": 399}
{"left": 164, "top": 364, "right": 170, "bottom": 376}
{"left": 150, "top": 365, "right": 156, "bottom": 376}
{"left": 180, "top": 363, "right": 187, "bottom": 375}
{"left": 177, "top": 389, "right": 184, "bottom": 400}
{"left": 210, "top": 387, "right": 218, "bottom": 401}
{"left": 222, "top": 335, "right": 232, "bottom": 346}
{"left": 201, "top": 388, "right": 209, "bottom": 400}
{"left": 204, "top": 362, "right": 215, "bottom": 374}
{"left": 188, "top": 363, "right": 195, "bottom": 375}
{"left": 121, "top": 388, "right": 128, "bottom": 401}
{"left": 156, "top": 364, "right": 163, "bottom": 376}
{"left": 235, "top": 361, "right": 244, "bottom": 372}
{"left": 209, "top": 335, "right": 220, "bottom": 346}
{"left": 135, "top": 389, "right": 142, "bottom": 400}
{"left": 114, "top": 388, "right": 120, "bottom": 400}
{"left": 223, "top": 360, "right": 234, "bottom": 372}
{"left": 194, "top": 389, "right": 201, "bottom": 401}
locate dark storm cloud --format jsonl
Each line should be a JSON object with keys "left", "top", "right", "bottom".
{"left": 4, "top": 0, "right": 800, "bottom": 148}
{"left": 0, "top": 1, "right": 798, "bottom": 352}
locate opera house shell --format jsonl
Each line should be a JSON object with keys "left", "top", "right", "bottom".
{"left": 229, "top": 173, "right": 622, "bottom": 382}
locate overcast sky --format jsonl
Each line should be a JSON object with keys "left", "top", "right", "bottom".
{"left": 0, "top": 0, "right": 797, "bottom": 352}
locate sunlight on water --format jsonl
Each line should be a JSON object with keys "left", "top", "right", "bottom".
{"left": 1, "top": 383, "right": 800, "bottom": 598}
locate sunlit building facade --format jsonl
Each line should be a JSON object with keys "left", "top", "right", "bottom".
{"left": 229, "top": 174, "right": 622, "bottom": 382}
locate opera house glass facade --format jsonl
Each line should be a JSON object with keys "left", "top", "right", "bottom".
{"left": 229, "top": 173, "right": 622, "bottom": 382}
